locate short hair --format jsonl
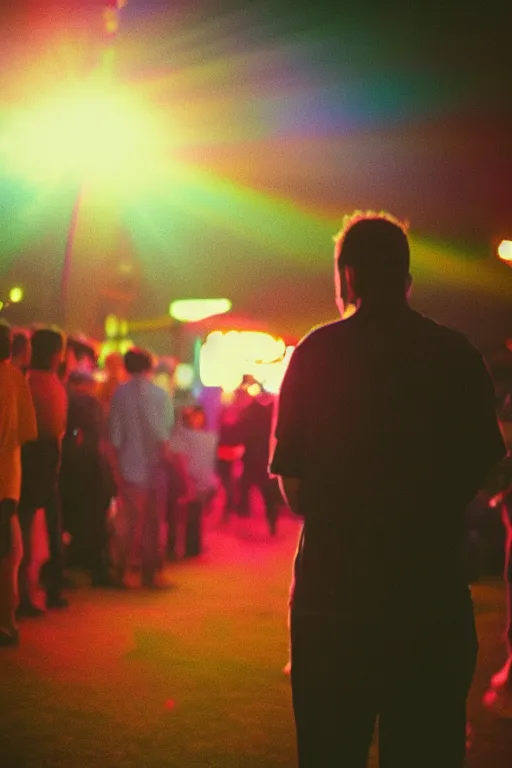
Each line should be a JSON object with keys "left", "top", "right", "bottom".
{"left": 0, "top": 321, "right": 11, "bottom": 361}
{"left": 11, "top": 331, "right": 30, "bottom": 359}
{"left": 124, "top": 348, "right": 153, "bottom": 375}
{"left": 334, "top": 211, "right": 410, "bottom": 299}
{"left": 31, "top": 328, "right": 65, "bottom": 370}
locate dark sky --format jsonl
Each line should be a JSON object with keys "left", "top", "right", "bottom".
{"left": 1, "top": 1, "right": 511, "bottom": 349}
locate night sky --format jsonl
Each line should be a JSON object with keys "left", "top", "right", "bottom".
{"left": 1, "top": 1, "right": 511, "bottom": 350}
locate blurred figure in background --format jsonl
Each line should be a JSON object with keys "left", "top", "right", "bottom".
{"left": 237, "top": 386, "right": 282, "bottom": 536}
{"left": 217, "top": 402, "right": 244, "bottom": 522}
{"left": 109, "top": 348, "right": 174, "bottom": 588}
{"left": 18, "top": 328, "right": 68, "bottom": 615}
{"left": 0, "top": 322, "right": 37, "bottom": 646}
{"left": 10, "top": 331, "right": 31, "bottom": 373}
{"left": 169, "top": 405, "right": 217, "bottom": 558}
{"left": 484, "top": 455, "right": 512, "bottom": 715}
{"left": 60, "top": 370, "right": 116, "bottom": 586}
{"left": 98, "top": 352, "right": 127, "bottom": 417}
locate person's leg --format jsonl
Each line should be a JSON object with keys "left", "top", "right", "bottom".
{"left": 17, "top": 502, "right": 41, "bottom": 613}
{"left": 217, "top": 460, "right": 234, "bottom": 519}
{"left": 166, "top": 495, "right": 178, "bottom": 561}
{"left": 184, "top": 499, "right": 203, "bottom": 557}
{"left": 290, "top": 612, "right": 379, "bottom": 768}
{"left": 43, "top": 482, "right": 67, "bottom": 606}
{"left": 140, "top": 485, "right": 162, "bottom": 587}
{"left": 237, "top": 468, "right": 252, "bottom": 518}
{"left": 260, "top": 477, "right": 281, "bottom": 536}
{"left": 116, "top": 480, "right": 144, "bottom": 583}
{"left": 0, "top": 502, "right": 23, "bottom": 639}
{"left": 87, "top": 498, "right": 111, "bottom": 586}
{"left": 379, "top": 599, "right": 478, "bottom": 768}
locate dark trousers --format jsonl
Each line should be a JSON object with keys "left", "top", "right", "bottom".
{"left": 18, "top": 484, "right": 64, "bottom": 605}
{"left": 217, "top": 460, "right": 237, "bottom": 517}
{"left": 238, "top": 469, "right": 281, "bottom": 534}
{"left": 290, "top": 599, "right": 478, "bottom": 768}
{"left": 184, "top": 498, "right": 203, "bottom": 557}
{"left": 18, "top": 440, "right": 64, "bottom": 605}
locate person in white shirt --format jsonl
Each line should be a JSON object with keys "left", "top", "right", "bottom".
{"left": 169, "top": 406, "right": 217, "bottom": 557}
{"left": 109, "top": 348, "right": 174, "bottom": 588}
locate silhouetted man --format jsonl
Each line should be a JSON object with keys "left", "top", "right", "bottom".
{"left": 271, "top": 212, "right": 506, "bottom": 767}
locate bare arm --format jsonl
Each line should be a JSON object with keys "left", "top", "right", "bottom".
{"left": 278, "top": 476, "right": 302, "bottom": 517}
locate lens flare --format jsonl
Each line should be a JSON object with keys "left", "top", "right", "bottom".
{"left": 1, "top": 81, "right": 166, "bottom": 190}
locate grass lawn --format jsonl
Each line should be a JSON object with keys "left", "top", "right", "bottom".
{"left": 0, "top": 506, "right": 510, "bottom": 767}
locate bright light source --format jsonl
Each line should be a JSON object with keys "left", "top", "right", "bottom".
{"left": 199, "top": 330, "right": 290, "bottom": 392}
{"left": 169, "top": 298, "right": 232, "bottom": 323}
{"left": 175, "top": 363, "right": 195, "bottom": 390}
{"left": 9, "top": 286, "right": 24, "bottom": 304}
{"left": 1, "top": 80, "right": 164, "bottom": 187}
{"left": 498, "top": 240, "right": 512, "bottom": 262}
{"left": 104, "top": 314, "right": 120, "bottom": 339}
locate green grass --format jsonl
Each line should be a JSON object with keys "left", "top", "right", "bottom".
{"left": 0, "top": 510, "right": 509, "bottom": 767}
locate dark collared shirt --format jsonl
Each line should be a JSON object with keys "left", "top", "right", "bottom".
{"left": 271, "top": 306, "right": 506, "bottom": 621}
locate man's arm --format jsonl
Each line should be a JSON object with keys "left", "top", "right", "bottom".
{"left": 278, "top": 477, "right": 302, "bottom": 517}
{"left": 270, "top": 345, "right": 306, "bottom": 515}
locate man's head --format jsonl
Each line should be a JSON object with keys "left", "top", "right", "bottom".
{"left": 0, "top": 321, "right": 11, "bottom": 362}
{"left": 31, "top": 328, "right": 65, "bottom": 372}
{"left": 124, "top": 348, "right": 153, "bottom": 376}
{"left": 11, "top": 331, "right": 31, "bottom": 368}
{"left": 334, "top": 211, "right": 411, "bottom": 312}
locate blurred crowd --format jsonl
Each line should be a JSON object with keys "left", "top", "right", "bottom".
{"left": 0, "top": 323, "right": 287, "bottom": 646}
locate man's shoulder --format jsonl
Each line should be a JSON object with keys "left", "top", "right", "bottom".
{"left": 296, "top": 318, "right": 346, "bottom": 354}
{"left": 110, "top": 379, "right": 131, "bottom": 405}
{"left": 146, "top": 379, "right": 169, "bottom": 404}
{"left": 409, "top": 311, "right": 479, "bottom": 361}
{"left": 0, "top": 362, "right": 23, "bottom": 396}
{"left": 8, "top": 364, "right": 27, "bottom": 388}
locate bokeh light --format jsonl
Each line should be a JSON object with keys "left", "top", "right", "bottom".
{"left": 1, "top": 80, "right": 166, "bottom": 189}
{"left": 497, "top": 240, "right": 512, "bottom": 262}
{"left": 169, "top": 299, "right": 232, "bottom": 324}
{"left": 199, "top": 330, "right": 290, "bottom": 392}
{"left": 8, "top": 286, "right": 24, "bottom": 303}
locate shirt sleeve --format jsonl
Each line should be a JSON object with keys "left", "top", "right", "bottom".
{"left": 270, "top": 345, "right": 305, "bottom": 478}
{"left": 17, "top": 372, "right": 37, "bottom": 445}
